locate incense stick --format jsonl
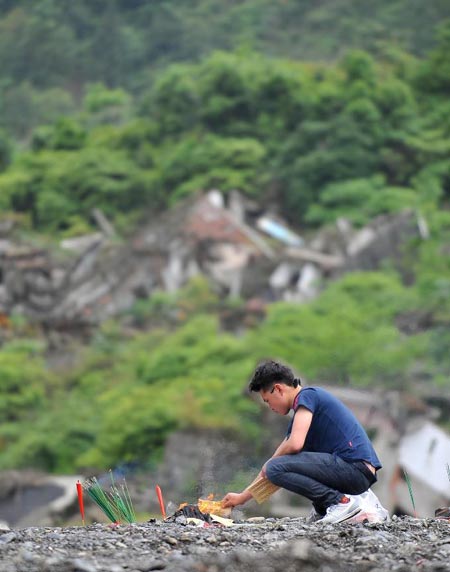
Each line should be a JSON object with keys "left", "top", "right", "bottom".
{"left": 155, "top": 485, "right": 166, "bottom": 519}
{"left": 403, "top": 469, "right": 417, "bottom": 518}
{"left": 76, "top": 480, "right": 85, "bottom": 525}
{"left": 122, "top": 479, "right": 137, "bottom": 523}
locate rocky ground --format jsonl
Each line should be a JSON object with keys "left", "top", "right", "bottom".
{"left": 1, "top": 515, "right": 449, "bottom": 572}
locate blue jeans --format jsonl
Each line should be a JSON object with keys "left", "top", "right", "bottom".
{"left": 265, "top": 452, "right": 376, "bottom": 512}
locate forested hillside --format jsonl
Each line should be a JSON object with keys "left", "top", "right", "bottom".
{"left": 1, "top": 0, "right": 450, "bottom": 137}
{"left": 0, "top": 2, "right": 449, "bottom": 474}
{"left": 2, "top": 36, "right": 450, "bottom": 233}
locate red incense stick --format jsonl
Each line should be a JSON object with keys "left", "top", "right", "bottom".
{"left": 155, "top": 484, "right": 166, "bottom": 519}
{"left": 76, "top": 480, "right": 86, "bottom": 525}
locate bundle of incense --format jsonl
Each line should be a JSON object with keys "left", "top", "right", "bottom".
{"left": 83, "top": 473, "right": 136, "bottom": 524}
{"left": 246, "top": 475, "right": 280, "bottom": 504}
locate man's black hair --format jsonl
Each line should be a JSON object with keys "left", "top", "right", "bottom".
{"left": 249, "top": 360, "right": 301, "bottom": 392}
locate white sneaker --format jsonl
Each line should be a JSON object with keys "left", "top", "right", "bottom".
{"left": 320, "top": 495, "right": 362, "bottom": 524}
{"left": 347, "top": 490, "right": 390, "bottom": 524}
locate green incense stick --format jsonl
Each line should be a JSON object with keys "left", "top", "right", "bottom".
{"left": 403, "top": 469, "right": 417, "bottom": 518}
{"left": 83, "top": 475, "right": 137, "bottom": 524}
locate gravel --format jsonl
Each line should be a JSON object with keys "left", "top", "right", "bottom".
{"left": 0, "top": 515, "right": 449, "bottom": 572}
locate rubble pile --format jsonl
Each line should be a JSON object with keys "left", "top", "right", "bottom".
{"left": 0, "top": 191, "right": 425, "bottom": 329}
{"left": 0, "top": 516, "right": 449, "bottom": 572}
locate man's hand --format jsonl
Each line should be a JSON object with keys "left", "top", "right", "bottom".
{"left": 221, "top": 490, "right": 252, "bottom": 508}
{"left": 261, "top": 462, "right": 267, "bottom": 478}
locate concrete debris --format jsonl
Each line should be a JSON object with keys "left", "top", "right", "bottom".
{"left": 204, "top": 243, "right": 250, "bottom": 297}
{"left": 60, "top": 233, "right": 104, "bottom": 253}
{"left": 346, "top": 227, "right": 377, "bottom": 257}
{"left": 162, "top": 241, "right": 193, "bottom": 293}
{"left": 296, "top": 263, "right": 322, "bottom": 301}
{"left": 343, "top": 210, "right": 422, "bottom": 276}
{"left": 228, "top": 189, "right": 246, "bottom": 222}
{"left": 285, "top": 246, "right": 344, "bottom": 270}
{"left": 256, "top": 215, "right": 303, "bottom": 247}
{"left": 269, "top": 262, "right": 296, "bottom": 290}
{"left": 269, "top": 260, "right": 322, "bottom": 303}
{"left": 0, "top": 192, "right": 426, "bottom": 329}
{"left": 91, "top": 209, "right": 116, "bottom": 239}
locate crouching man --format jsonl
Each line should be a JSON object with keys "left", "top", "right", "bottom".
{"left": 222, "top": 360, "right": 382, "bottom": 524}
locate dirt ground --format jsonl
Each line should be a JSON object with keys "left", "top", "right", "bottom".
{"left": 0, "top": 515, "right": 449, "bottom": 572}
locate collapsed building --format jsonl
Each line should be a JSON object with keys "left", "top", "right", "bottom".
{"left": 0, "top": 189, "right": 428, "bottom": 330}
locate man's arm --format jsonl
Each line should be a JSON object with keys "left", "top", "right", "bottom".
{"left": 221, "top": 407, "right": 313, "bottom": 508}
{"left": 259, "top": 406, "right": 312, "bottom": 475}
{"left": 270, "top": 406, "right": 313, "bottom": 458}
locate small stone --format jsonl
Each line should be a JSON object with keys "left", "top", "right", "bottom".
{"left": 47, "top": 532, "right": 64, "bottom": 540}
{"left": 70, "top": 558, "right": 98, "bottom": 572}
{"left": 138, "top": 561, "right": 166, "bottom": 571}
{"left": 0, "top": 532, "right": 16, "bottom": 544}
{"left": 21, "top": 549, "right": 38, "bottom": 562}
{"left": 290, "top": 539, "right": 311, "bottom": 559}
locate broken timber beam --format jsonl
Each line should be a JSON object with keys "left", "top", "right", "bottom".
{"left": 285, "top": 247, "right": 344, "bottom": 270}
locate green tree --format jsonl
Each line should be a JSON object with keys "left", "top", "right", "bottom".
{"left": 417, "top": 20, "right": 450, "bottom": 94}
{"left": 141, "top": 64, "right": 200, "bottom": 135}
{"left": 0, "top": 340, "right": 47, "bottom": 423}
{"left": 0, "top": 128, "right": 11, "bottom": 171}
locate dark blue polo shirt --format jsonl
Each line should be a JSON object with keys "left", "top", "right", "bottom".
{"left": 286, "top": 387, "right": 382, "bottom": 469}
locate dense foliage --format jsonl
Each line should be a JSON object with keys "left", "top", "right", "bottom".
{"left": 0, "top": 5, "right": 449, "bottom": 473}
{"left": 1, "top": 0, "right": 450, "bottom": 137}
{"left": 1, "top": 30, "right": 450, "bottom": 232}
